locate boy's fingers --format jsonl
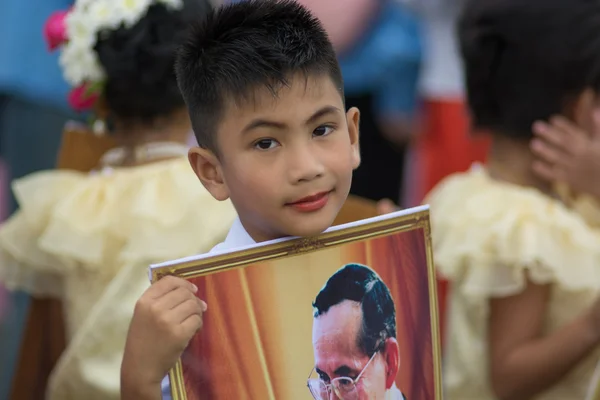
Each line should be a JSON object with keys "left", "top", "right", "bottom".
{"left": 180, "top": 314, "right": 204, "bottom": 338}
{"left": 154, "top": 286, "right": 198, "bottom": 311}
{"left": 171, "top": 298, "right": 205, "bottom": 324}
{"left": 148, "top": 275, "right": 198, "bottom": 299}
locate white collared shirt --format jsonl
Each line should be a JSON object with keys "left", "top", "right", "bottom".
{"left": 161, "top": 217, "right": 254, "bottom": 399}
{"left": 387, "top": 383, "right": 407, "bottom": 400}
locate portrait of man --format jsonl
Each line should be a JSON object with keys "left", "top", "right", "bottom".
{"left": 309, "top": 263, "right": 406, "bottom": 400}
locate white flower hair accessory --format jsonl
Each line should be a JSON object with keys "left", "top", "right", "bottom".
{"left": 60, "top": 0, "right": 183, "bottom": 87}
{"left": 44, "top": 0, "right": 183, "bottom": 112}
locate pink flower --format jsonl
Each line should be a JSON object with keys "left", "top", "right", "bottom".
{"left": 43, "top": 10, "right": 70, "bottom": 51}
{"left": 68, "top": 83, "right": 100, "bottom": 112}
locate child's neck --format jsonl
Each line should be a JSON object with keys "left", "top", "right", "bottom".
{"left": 111, "top": 109, "right": 191, "bottom": 166}
{"left": 486, "top": 134, "right": 554, "bottom": 195}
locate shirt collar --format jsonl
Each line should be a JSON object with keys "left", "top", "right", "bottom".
{"left": 210, "top": 217, "right": 256, "bottom": 254}
{"left": 223, "top": 217, "right": 255, "bottom": 248}
{"left": 385, "top": 383, "right": 405, "bottom": 400}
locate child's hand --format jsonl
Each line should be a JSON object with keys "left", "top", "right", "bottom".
{"left": 377, "top": 198, "right": 399, "bottom": 215}
{"left": 531, "top": 115, "right": 600, "bottom": 199}
{"left": 121, "top": 276, "right": 206, "bottom": 397}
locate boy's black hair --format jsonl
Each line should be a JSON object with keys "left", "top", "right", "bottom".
{"left": 175, "top": 0, "right": 343, "bottom": 153}
{"left": 95, "top": 0, "right": 211, "bottom": 122}
{"left": 459, "top": 0, "right": 600, "bottom": 139}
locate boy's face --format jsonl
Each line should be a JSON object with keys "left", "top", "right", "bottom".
{"left": 189, "top": 74, "right": 360, "bottom": 242}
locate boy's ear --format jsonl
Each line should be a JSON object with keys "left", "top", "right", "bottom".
{"left": 188, "top": 147, "right": 230, "bottom": 201}
{"left": 346, "top": 107, "right": 361, "bottom": 169}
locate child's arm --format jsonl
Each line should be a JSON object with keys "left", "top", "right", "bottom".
{"left": 531, "top": 115, "right": 600, "bottom": 199}
{"left": 121, "top": 276, "right": 206, "bottom": 400}
{"left": 488, "top": 278, "right": 600, "bottom": 400}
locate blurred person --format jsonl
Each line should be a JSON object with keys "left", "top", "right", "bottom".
{"left": 0, "top": 0, "right": 237, "bottom": 398}
{"left": 407, "top": 0, "right": 490, "bottom": 205}
{"left": 426, "top": 1, "right": 600, "bottom": 399}
{"left": 0, "top": 1, "right": 77, "bottom": 397}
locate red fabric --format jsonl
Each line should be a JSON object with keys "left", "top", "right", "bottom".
{"left": 416, "top": 100, "right": 490, "bottom": 195}
{"left": 414, "top": 99, "right": 490, "bottom": 347}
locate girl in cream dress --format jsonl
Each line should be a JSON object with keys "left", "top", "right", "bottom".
{"left": 426, "top": 0, "right": 600, "bottom": 399}
{"left": 0, "top": 0, "right": 236, "bottom": 398}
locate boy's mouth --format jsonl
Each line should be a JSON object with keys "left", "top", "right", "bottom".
{"left": 286, "top": 191, "right": 332, "bottom": 212}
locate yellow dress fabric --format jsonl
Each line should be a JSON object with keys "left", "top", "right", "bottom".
{"left": 555, "top": 182, "right": 600, "bottom": 229}
{"left": 0, "top": 157, "right": 237, "bottom": 400}
{"left": 426, "top": 164, "right": 600, "bottom": 400}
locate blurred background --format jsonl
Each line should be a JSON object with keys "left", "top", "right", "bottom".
{"left": 0, "top": 0, "right": 490, "bottom": 398}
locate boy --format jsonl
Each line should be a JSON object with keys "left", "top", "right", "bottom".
{"left": 120, "top": 1, "right": 361, "bottom": 398}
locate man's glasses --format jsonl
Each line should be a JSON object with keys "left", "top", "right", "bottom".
{"left": 307, "top": 351, "right": 378, "bottom": 400}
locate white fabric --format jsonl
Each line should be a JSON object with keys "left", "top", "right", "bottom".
{"left": 416, "top": 0, "right": 465, "bottom": 99}
{"left": 387, "top": 383, "right": 407, "bottom": 400}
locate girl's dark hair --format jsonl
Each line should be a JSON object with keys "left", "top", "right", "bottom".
{"left": 94, "top": 0, "right": 212, "bottom": 122}
{"left": 458, "top": 0, "right": 600, "bottom": 139}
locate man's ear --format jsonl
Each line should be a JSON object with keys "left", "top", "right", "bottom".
{"left": 382, "top": 337, "right": 400, "bottom": 390}
{"left": 188, "top": 146, "right": 230, "bottom": 201}
{"left": 346, "top": 107, "right": 361, "bottom": 169}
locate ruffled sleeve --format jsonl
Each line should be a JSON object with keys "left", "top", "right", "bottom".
{"left": 0, "top": 171, "right": 84, "bottom": 297}
{"left": 425, "top": 165, "right": 600, "bottom": 300}
{"left": 573, "top": 194, "right": 600, "bottom": 228}
{"left": 0, "top": 158, "right": 237, "bottom": 299}
{"left": 554, "top": 182, "right": 600, "bottom": 228}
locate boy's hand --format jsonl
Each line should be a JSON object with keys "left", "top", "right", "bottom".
{"left": 531, "top": 115, "right": 600, "bottom": 199}
{"left": 121, "top": 276, "right": 207, "bottom": 398}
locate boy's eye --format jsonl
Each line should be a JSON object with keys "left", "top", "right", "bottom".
{"left": 313, "top": 125, "right": 334, "bottom": 137}
{"left": 254, "top": 138, "right": 278, "bottom": 150}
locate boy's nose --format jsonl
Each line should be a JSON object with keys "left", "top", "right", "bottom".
{"left": 288, "top": 145, "right": 325, "bottom": 183}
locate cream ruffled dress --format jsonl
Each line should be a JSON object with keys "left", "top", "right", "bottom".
{"left": 426, "top": 164, "right": 600, "bottom": 400}
{"left": 0, "top": 157, "right": 237, "bottom": 399}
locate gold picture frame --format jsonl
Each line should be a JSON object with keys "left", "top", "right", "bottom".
{"left": 151, "top": 205, "right": 442, "bottom": 400}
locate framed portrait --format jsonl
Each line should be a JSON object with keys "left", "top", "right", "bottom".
{"left": 150, "top": 205, "right": 442, "bottom": 400}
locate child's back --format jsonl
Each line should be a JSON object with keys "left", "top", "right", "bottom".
{"left": 427, "top": 0, "right": 600, "bottom": 399}
{"left": 0, "top": 1, "right": 238, "bottom": 398}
